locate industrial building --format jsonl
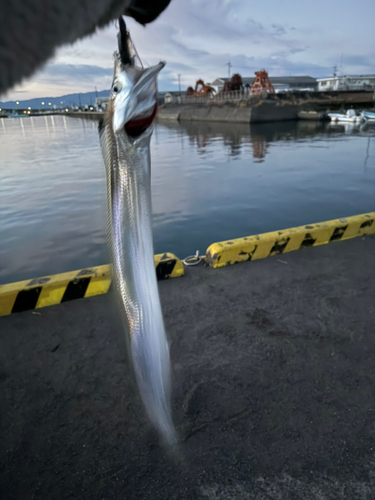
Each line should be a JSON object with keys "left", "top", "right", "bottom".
{"left": 316, "top": 75, "right": 375, "bottom": 91}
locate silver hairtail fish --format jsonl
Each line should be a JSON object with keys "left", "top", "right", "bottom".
{"left": 99, "top": 41, "right": 176, "bottom": 446}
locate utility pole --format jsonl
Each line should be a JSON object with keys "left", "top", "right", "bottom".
{"left": 226, "top": 61, "right": 232, "bottom": 80}
{"left": 178, "top": 74, "right": 181, "bottom": 94}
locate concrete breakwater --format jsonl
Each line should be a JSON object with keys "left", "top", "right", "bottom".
{"left": 64, "top": 89, "right": 374, "bottom": 125}
{"left": 158, "top": 100, "right": 300, "bottom": 123}
{"left": 158, "top": 91, "right": 375, "bottom": 124}
{"left": 65, "top": 104, "right": 300, "bottom": 123}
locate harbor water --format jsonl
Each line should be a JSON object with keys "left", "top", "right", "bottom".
{"left": 0, "top": 115, "right": 374, "bottom": 284}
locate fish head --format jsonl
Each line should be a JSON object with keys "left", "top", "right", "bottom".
{"left": 109, "top": 53, "right": 164, "bottom": 139}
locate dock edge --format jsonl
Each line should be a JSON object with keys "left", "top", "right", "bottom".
{"left": 205, "top": 212, "right": 375, "bottom": 268}
{"left": 0, "top": 253, "right": 184, "bottom": 316}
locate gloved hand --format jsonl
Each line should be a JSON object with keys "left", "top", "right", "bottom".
{"left": 0, "top": 0, "right": 171, "bottom": 94}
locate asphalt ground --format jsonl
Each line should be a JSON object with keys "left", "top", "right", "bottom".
{"left": 1, "top": 235, "right": 375, "bottom": 499}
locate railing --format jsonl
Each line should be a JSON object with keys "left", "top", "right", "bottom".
{"left": 180, "top": 90, "right": 250, "bottom": 104}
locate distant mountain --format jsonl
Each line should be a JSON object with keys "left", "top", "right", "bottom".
{"left": 0, "top": 89, "right": 110, "bottom": 109}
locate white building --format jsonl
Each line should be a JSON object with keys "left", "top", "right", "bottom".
{"left": 95, "top": 96, "right": 109, "bottom": 110}
{"left": 317, "top": 75, "right": 375, "bottom": 91}
{"left": 163, "top": 92, "right": 173, "bottom": 104}
{"left": 157, "top": 91, "right": 181, "bottom": 104}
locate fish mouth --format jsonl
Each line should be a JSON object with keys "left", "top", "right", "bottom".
{"left": 124, "top": 102, "right": 158, "bottom": 137}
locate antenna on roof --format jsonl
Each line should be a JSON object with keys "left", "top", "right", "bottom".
{"left": 225, "top": 61, "right": 232, "bottom": 79}
{"left": 333, "top": 65, "right": 338, "bottom": 77}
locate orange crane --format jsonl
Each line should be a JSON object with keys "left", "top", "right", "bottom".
{"left": 250, "top": 70, "right": 275, "bottom": 95}
{"left": 221, "top": 74, "right": 243, "bottom": 93}
{"left": 186, "top": 79, "right": 216, "bottom": 97}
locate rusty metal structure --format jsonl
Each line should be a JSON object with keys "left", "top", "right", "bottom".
{"left": 221, "top": 73, "right": 244, "bottom": 93}
{"left": 250, "top": 70, "right": 275, "bottom": 95}
{"left": 186, "top": 79, "right": 216, "bottom": 97}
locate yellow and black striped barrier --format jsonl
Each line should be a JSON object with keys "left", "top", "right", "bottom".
{"left": 1, "top": 213, "right": 374, "bottom": 316}
{"left": 205, "top": 212, "right": 375, "bottom": 268}
{"left": 0, "top": 253, "right": 184, "bottom": 317}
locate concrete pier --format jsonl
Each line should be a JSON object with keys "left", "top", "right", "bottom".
{"left": 157, "top": 91, "right": 375, "bottom": 124}
{"left": 158, "top": 100, "right": 301, "bottom": 123}
{"left": 1, "top": 235, "right": 375, "bottom": 499}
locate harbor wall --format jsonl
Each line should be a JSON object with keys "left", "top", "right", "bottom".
{"left": 65, "top": 92, "right": 374, "bottom": 125}
{"left": 157, "top": 90, "right": 374, "bottom": 124}
{"left": 64, "top": 105, "right": 300, "bottom": 124}
{"left": 157, "top": 101, "right": 302, "bottom": 124}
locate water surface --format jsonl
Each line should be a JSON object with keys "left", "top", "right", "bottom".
{"left": 0, "top": 115, "right": 374, "bottom": 283}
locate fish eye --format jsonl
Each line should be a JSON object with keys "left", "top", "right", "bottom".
{"left": 112, "top": 82, "right": 122, "bottom": 94}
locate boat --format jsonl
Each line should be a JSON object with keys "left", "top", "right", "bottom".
{"left": 361, "top": 110, "right": 375, "bottom": 121}
{"left": 298, "top": 110, "right": 327, "bottom": 121}
{"left": 328, "top": 109, "right": 363, "bottom": 123}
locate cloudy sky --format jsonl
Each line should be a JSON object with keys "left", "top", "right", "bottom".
{"left": 4, "top": 0, "right": 375, "bottom": 101}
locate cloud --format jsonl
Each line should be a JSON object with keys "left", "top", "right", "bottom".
{"left": 272, "top": 23, "right": 287, "bottom": 35}
{"left": 3, "top": 0, "right": 375, "bottom": 100}
{"left": 43, "top": 64, "right": 113, "bottom": 79}
{"left": 2, "top": 64, "right": 114, "bottom": 101}
{"left": 31, "top": 64, "right": 113, "bottom": 87}
{"left": 338, "top": 54, "right": 375, "bottom": 69}
{"left": 271, "top": 48, "right": 307, "bottom": 59}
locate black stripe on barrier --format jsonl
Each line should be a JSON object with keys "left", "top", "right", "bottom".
{"left": 238, "top": 246, "right": 258, "bottom": 261}
{"left": 156, "top": 259, "right": 176, "bottom": 280}
{"left": 61, "top": 277, "right": 91, "bottom": 302}
{"left": 269, "top": 237, "right": 290, "bottom": 256}
{"left": 330, "top": 226, "right": 348, "bottom": 242}
{"left": 300, "top": 233, "right": 316, "bottom": 248}
{"left": 360, "top": 219, "right": 373, "bottom": 229}
{"left": 12, "top": 287, "right": 42, "bottom": 313}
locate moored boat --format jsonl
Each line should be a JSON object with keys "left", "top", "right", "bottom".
{"left": 361, "top": 110, "right": 375, "bottom": 121}
{"left": 328, "top": 109, "right": 363, "bottom": 123}
{"left": 298, "top": 110, "right": 327, "bottom": 121}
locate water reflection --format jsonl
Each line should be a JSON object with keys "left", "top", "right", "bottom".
{"left": 295, "top": 120, "right": 325, "bottom": 135}
{"left": 159, "top": 118, "right": 375, "bottom": 158}
{"left": 328, "top": 122, "right": 361, "bottom": 135}
{"left": 251, "top": 134, "right": 269, "bottom": 162}
{"left": 20, "top": 118, "right": 25, "bottom": 138}
{"left": 44, "top": 115, "right": 50, "bottom": 134}
{"left": 160, "top": 119, "right": 336, "bottom": 162}
{"left": 360, "top": 121, "right": 375, "bottom": 134}
{"left": 175, "top": 121, "right": 251, "bottom": 157}
{"left": 1, "top": 115, "right": 374, "bottom": 283}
